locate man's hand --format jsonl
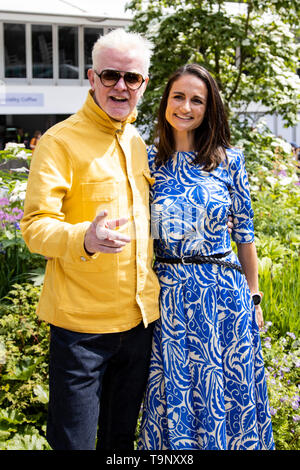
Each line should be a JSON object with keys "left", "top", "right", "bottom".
{"left": 84, "top": 210, "right": 130, "bottom": 255}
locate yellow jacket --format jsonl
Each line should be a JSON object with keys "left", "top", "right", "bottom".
{"left": 21, "top": 90, "right": 160, "bottom": 333}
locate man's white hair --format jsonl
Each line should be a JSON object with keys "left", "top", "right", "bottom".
{"left": 92, "top": 28, "right": 153, "bottom": 76}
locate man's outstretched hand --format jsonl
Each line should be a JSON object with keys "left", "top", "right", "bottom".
{"left": 84, "top": 210, "right": 131, "bottom": 255}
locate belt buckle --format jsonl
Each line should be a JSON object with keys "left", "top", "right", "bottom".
{"left": 182, "top": 256, "right": 191, "bottom": 265}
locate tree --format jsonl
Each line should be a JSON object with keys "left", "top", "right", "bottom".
{"left": 127, "top": 0, "right": 300, "bottom": 142}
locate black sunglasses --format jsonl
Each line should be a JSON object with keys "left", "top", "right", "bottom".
{"left": 94, "top": 69, "right": 145, "bottom": 90}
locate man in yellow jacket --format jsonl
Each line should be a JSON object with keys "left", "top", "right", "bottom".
{"left": 21, "top": 29, "right": 160, "bottom": 450}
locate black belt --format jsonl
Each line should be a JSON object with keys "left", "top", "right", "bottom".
{"left": 155, "top": 250, "right": 243, "bottom": 273}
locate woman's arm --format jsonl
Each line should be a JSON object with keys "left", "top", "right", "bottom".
{"left": 237, "top": 242, "right": 264, "bottom": 329}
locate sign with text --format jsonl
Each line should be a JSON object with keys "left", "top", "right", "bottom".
{"left": 0, "top": 93, "right": 44, "bottom": 106}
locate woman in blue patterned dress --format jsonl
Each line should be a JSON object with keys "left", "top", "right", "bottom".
{"left": 138, "top": 64, "right": 275, "bottom": 450}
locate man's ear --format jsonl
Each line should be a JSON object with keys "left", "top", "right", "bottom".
{"left": 141, "top": 76, "right": 149, "bottom": 96}
{"left": 87, "top": 69, "right": 95, "bottom": 91}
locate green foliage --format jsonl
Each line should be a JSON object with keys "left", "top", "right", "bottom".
{"left": 0, "top": 225, "right": 46, "bottom": 300}
{"left": 259, "top": 257, "right": 300, "bottom": 336}
{"left": 232, "top": 121, "right": 300, "bottom": 336}
{"left": 0, "top": 145, "right": 45, "bottom": 300}
{"left": 241, "top": 126, "right": 300, "bottom": 250}
{"left": 127, "top": 0, "right": 300, "bottom": 138}
{"left": 0, "top": 284, "right": 50, "bottom": 450}
{"left": 261, "top": 324, "right": 300, "bottom": 450}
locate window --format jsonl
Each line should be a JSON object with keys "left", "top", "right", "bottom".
{"left": 4, "top": 23, "right": 26, "bottom": 78}
{"left": 2, "top": 23, "right": 114, "bottom": 82}
{"left": 84, "top": 28, "right": 103, "bottom": 77}
{"left": 58, "top": 26, "right": 78, "bottom": 78}
{"left": 32, "top": 25, "right": 53, "bottom": 78}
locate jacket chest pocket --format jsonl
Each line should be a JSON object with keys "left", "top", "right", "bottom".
{"left": 81, "top": 181, "right": 118, "bottom": 221}
{"left": 133, "top": 171, "right": 155, "bottom": 219}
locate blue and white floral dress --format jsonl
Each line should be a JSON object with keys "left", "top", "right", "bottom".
{"left": 138, "top": 145, "right": 275, "bottom": 450}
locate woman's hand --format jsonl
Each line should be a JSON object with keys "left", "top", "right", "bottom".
{"left": 227, "top": 215, "right": 233, "bottom": 234}
{"left": 255, "top": 304, "right": 264, "bottom": 329}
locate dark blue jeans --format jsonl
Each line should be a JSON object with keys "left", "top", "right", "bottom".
{"left": 47, "top": 321, "right": 154, "bottom": 450}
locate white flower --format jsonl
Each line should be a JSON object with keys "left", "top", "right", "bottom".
{"left": 16, "top": 150, "right": 28, "bottom": 160}
{"left": 9, "top": 192, "right": 25, "bottom": 202}
{"left": 4, "top": 142, "right": 25, "bottom": 150}
{"left": 242, "top": 39, "right": 251, "bottom": 46}
{"left": 12, "top": 180, "right": 27, "bottom": 191}
{"left": 0, "top": 186, "right": 9, "bottom": 198}
{"left": 9, "top": 181, "right": 27, "bottom": 202}
{"left": 266, "top": 175, "right": 277, "bottom": 186}
{"left": 0, "top": 341, "right": 6, "bottom": 365}
{"left": 10, "top": 167, "right": 29, "bottom": 173}
{"left": 278, "top": 174, "right": 298, "bottom": 186}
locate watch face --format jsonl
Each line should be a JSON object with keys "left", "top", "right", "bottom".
{"left": 252, "top": 294, "right": 261, "bottom": 305}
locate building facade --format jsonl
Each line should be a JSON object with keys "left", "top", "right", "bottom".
{"left": 0, "top": 0, "right": 132, "bottom": 147}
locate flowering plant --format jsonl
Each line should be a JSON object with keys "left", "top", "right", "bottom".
{"left": 1, "top": 142, "right": 31, "bottom": 162}
{"left": 0, "top": 176, "right": 26, "bottom": 252}
{"left": 0, "top": 196, "right": 23, "bottom": 232}
{"left": 261, "top": 322, "right": 300, "bottom": 449}
{"left": 0, "top": 145, "right": 44, "bottom": 299}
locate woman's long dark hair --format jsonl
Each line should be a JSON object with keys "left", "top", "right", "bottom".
{"left": 155, "top": 64, "right": 231, "bottom": 171}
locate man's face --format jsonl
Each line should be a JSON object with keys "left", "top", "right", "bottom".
{"left": 88, "top": 47, "right": 149, "bottom": 122}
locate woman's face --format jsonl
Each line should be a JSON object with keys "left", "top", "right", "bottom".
{"left": 165, "top": 74, "right": 208, "bottom": 136}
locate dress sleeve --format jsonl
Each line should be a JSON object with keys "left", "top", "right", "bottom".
{"left": 228, "top": 149, "right": 255, "bottom": 244}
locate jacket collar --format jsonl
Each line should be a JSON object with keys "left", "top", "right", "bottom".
{"left": 81, "top": 90, "right": 137, "bottom": 135}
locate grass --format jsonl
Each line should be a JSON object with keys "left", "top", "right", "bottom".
{"left": 259, "top": 256, "right": 300, "bottom": 336}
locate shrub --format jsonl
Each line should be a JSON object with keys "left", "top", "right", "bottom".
{"left": 239, "top": 124, "right": 300, "bottom": 336}
{"left": 261, "top": 323, "right": 300, "bottom": 450}
{"left": 0, "top": 284, "right": 50, "bottom": 450}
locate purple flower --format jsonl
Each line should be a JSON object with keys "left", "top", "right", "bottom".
{"left": 292, "top": 415, "right": 300, "bottom": 422}
{"left": 280, "top": 395, "right": 288, "bottom": 403}
{"left": 11, "top": 208, "right": 23, "bottom": 220}
{"left": 0, "top": 197, "right": 9, "bottom": 206}
{"left": 270, "top": 407, "right": 277, "bottom": 416}
{"left": 264, "top": 337, "right": 272, "bottom": 349}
